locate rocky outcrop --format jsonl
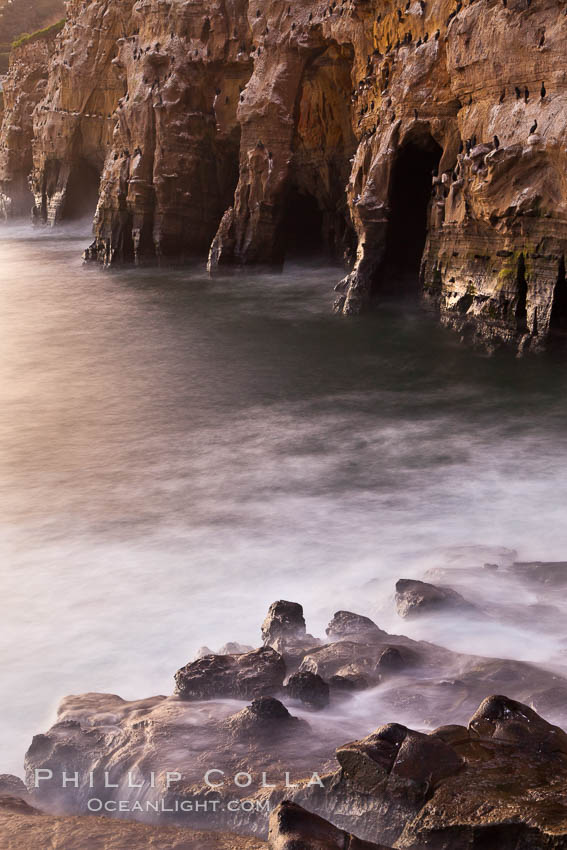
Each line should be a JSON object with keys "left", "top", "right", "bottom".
{"left": 262, "top": 600, "right": 306, "bottom": 646}
{"left": 174, "top": 645, "right": 286, "bottom": 699}
{"left": 3, "top": 0, "right": 567, "bottom": 351}
{"left": 23, "top": 597, "right": 567, "bottom": 841}
{"left": 295, "top": 694, "right": 567, "bottom": 847}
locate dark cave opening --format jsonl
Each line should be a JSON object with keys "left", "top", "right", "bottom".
{"left": 549, "top": 256, "right": 567, "bottom": 343}
{"left": 515, "top": 253, "right": 528, "bottom": 334}
{"left": 280, "top": 186, "right": 325, "bottom": 258}
{"left": 378, "top": 136, "right": 443, "bottom": 294}
{"left": 63, "top": 160, "right": 101, "bottom": 221}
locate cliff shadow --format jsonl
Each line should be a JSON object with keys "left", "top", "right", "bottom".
{"left": 281, "top": 188, "right": 325, "bottom": 258}
{"left": 548, "top": 255, "right": 567, "bottom": 350}
{"left": 278, "top": 42, "right": 357, "bottom": 265}
{"left": 377, "top": 134, "right": 443, "bottom": 297}
{"left": 63, "top": 159, "right": 101, "bottom": 222}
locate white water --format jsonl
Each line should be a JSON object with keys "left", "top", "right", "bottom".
{"left": 2, "top": 224, "right": 567, "bottom": 776}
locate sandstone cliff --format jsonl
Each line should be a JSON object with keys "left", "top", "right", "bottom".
{"left": 2, "top": 0, "right": 567, "bottom": 352}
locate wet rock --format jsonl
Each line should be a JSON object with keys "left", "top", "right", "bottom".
{"left": 468, "top": 694, "right": 567, "bottom": 754}
{"left": 514, "top": 561, "right": 567, "bottom": 586}
{"left": 395, "top": 578, "right": 478, "bottom": 619}
{"left": 225, "top": 697, "right": 306, "bottom": 739}
{"left": 262, "top": 601, "right": 306, "bottom": 647}
{"left": 326, "top": 611, "right": 386, "bottom": 641}
{"left": 336, "top": 722, "right": 463, "bottom": 796}
{"left": 268, "top": 800, "right": 391, "bottom": 850}
{"left": 299, "top": 641, "right": 381, "bottom": 682}
{"left": 175, "top": 646, "right": 286, "bottom": 701}
{"left": 284, "top": 671, "right": 330, "bottom": 711}
{"left": 375, "top": 647, "right": 407, "bottom": 674}
{"left": 329, "top": 673, "right": 369, "bottom": 693}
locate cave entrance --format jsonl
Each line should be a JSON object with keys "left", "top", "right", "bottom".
{"left": 549, "top": 256, "right": 567, "bottom": 348}
{"left": 280, "top": 41, "right": 357, "bottom": 264}
{"left": 380, "top": 136, "right": 443, "bottom": 294}
{"left": 63, "top": 159, "right": 101, "bottom": 221}
{"left": 281, "top": 186, "right": 325, "bottom": 258}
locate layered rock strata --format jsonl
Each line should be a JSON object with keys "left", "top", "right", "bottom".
{"left": 0, "top": 35, "right": 56, "bottom": 217}
{"left": 2, "top": 0, "right": 567, "bottom": 350}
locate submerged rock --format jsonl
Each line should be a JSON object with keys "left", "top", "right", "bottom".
{"left": 395, "top": 578, "right": 478, "bottom": 619}
{"left": 326, "top": 611, "right": 386, "bottom": 641}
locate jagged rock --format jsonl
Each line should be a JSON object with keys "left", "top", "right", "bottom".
{"left": 336, "top": 723, "right": 463, "bottom": 796}
{"left": 289, "top": 696, "right": 567, "bottom": 848}
{"left": 262, "top": 601, "right": 307, "bottom": 647}
{"left": 326, "top": 611, "right": 385, "bottom": 641}
{"left": 0, "top": 38, "right": 57, "bottom": 217}
{"left": 395, "top": 578, "right": 478, "bottom": 618}
{"left": 175, "top": 646, "right": 286, "bottom": 700}
{"left": 284, "top": 671, "right": 330, "bottom": 711}
{"left": 468, "top": 694, "right": 567, "bottom": 754}
{"left": 268, "top": 801, "right": 391, "bottom": 850}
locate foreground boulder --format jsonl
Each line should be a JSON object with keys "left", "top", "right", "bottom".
{"left": 175, "top": 646, "right": 286, "bottom": 700}
{"left": 336, "top": 723, "right": 463, "bottom": 796}
{"left": 395, "top": 579, "right": 478, "bottom": 619}
{"left": 292, "top": 696, "right": 567, "bottom": 848}
{"left": 268, "top": 801, "right": 392, "bottom": 850}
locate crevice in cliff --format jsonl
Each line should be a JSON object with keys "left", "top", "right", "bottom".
{"left": 279, "top": 41, "right": 356, "bottom": 264}
{"left": 378, "top": 136, "right": 442, "bottom": 296}
{"left": 63, "top": 159, "right": 101, "bottom": 221}
{"left": 515, "top": 253, "right": 528, "bottom": 334}
{"left": 549, "top": 255, "right": 567, "bottom": 345}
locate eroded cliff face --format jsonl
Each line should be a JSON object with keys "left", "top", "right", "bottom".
{"left": 0, "top": 37, "right": 55, "bottom": 218}
{"left": 2, "top": 0, "right": 567, "bottom": 352}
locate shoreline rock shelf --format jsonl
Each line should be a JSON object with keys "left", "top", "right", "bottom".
{"left": 4, "top": 568, "right": 567, "bottom": 848}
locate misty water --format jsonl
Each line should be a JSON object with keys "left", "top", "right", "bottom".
{"left": 2, "top": 223, "right": 567, "bottom": 777}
